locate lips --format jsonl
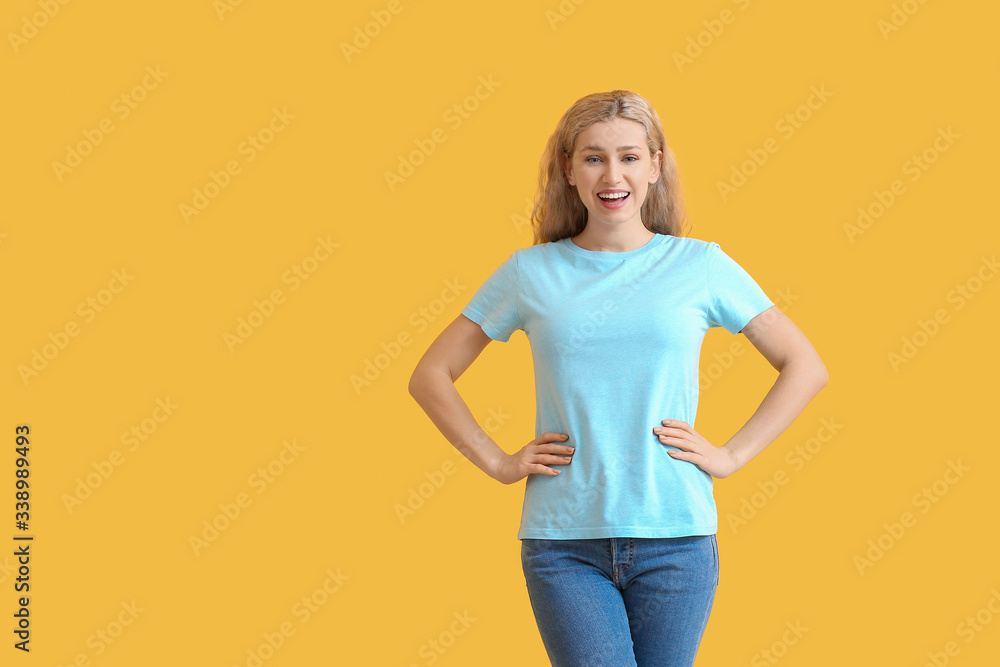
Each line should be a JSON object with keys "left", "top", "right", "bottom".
{"left": 596, "top": 190, "right": 630, "bottom": 209}
{"left": 597, "top": 190, "right": 629, "bottom": 200}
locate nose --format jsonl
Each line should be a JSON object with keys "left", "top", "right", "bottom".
{"left": 603, "top": 162, "right": 621, "bottom": 185}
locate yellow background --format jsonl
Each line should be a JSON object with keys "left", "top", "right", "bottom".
{"left": 3, "top": 0, "right": 998, "bottom": 664}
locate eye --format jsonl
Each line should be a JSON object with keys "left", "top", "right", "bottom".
{"left": 585, "top": 156, "right": 601, "bottom": 163}
{"left": 624, "top": 155, "right": 639, "bottom": 162}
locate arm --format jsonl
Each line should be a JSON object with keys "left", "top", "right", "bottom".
{"left": 408, "top": 314, "right": 574, "bottom": 484}
{"left": 655, "top": 305, "right": 829, "bottom": 478}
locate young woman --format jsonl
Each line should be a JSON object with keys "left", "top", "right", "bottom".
{"left": 408, "top": 89, "right": 828, "bottom": 667}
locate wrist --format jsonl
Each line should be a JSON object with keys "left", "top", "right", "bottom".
{"left": 458, "top": 431, "right": 506, "bottom": 481}
{"left": 721, "top": 442, "right": 747, "bottom": 475}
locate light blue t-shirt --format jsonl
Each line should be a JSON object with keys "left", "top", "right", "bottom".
{"left": 461, "top": 232, "right": 774, "bottom": 540}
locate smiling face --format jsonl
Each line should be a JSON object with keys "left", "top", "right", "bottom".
{"left": 562, "top": 116, "right": 662, "bottom": 231}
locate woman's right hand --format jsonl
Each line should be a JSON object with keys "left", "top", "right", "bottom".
{"left": 492, "top": 432, "right": 574, "bottom": 485}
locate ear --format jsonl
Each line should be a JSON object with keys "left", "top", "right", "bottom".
{"left": 562, "top": 152, "right": 575, "bottom": 186}
{"left": 648, "top": 149, "right": 663, "bottom": 184}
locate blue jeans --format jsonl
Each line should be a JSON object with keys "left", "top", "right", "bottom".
{"left": 521, "top": 535, "right": 719, "bottom": 667}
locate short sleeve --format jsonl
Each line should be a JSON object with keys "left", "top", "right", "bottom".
{"left": 461, "top": 250, "right": 523, "bottom": 342}
{"left": 705, "top": 242, "right": 774, "bottom": 334}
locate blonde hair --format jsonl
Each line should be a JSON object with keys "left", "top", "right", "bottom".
{"left": 531, "top": 89, "right": 689, "bottom": 245}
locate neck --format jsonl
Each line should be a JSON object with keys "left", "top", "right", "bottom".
{"left": 571, "top": 222, "right": 655, "bottom": 252}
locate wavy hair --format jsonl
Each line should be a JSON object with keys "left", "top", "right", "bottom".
{"left": 531, "top": 89, "right": 689, "bottom": 245}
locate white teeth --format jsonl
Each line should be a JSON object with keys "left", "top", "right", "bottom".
{"left": 598, "top": 192, "right": 628, "bottom": 200}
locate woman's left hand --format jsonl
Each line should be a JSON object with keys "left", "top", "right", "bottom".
{"left": 654, "top": 419, "right": 740, "bottom": 479}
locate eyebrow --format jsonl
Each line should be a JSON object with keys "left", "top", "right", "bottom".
{"left": 580, "top": 144, "right": 642, "bottom": 153}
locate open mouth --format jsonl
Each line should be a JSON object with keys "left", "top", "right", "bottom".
{"left": 597, "top": 191, "right": 630, "bottom": 208}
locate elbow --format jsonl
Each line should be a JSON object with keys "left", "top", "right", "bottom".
{"left": 778, "top": 351, "right": 828, "bottom": 392}
{"left": 809, "top": 354, "right": 829, "bottom": 392}
{"left": 408, "top": 368, "right": 425, "bottom": 401}
{"left": 815, "top": 362, "right": 830, "bottom": 390}
{"left": 408, "top": 363, "right": 447, "bottom": 402}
